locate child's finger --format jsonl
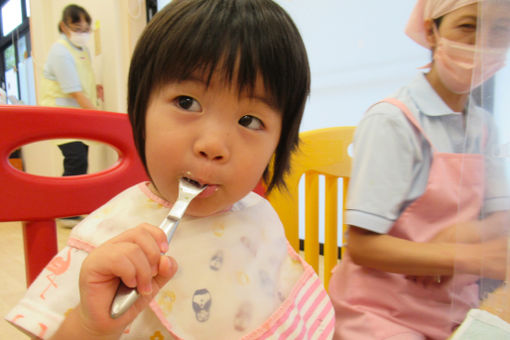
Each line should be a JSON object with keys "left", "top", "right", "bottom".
{"left": 136, "top": 223, "right": 170, "bottom": 253}
{"left": 112, "top": 224, "right": 169, "bottom": 254}
{"left": 117, "top": 256, "right": 178, "bottom": 321}
{"left": 103, "top": 243, "right": 154, "bottom": 295}
{"left": 152, "top": 256, "right": 178, "bottom": 293}
{"left": 120, "top": 226, "right": 164, "bottom": 275}
{"left": 159, "top": 256, "right": 178, "bottom": 281}
{"left": 106, "top": 224, "right": 170, "bottom": 279}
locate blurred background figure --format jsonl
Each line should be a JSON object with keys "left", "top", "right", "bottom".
{"left": 41, "top": 4, "right": 103, "bottom": 179}
{"left": 40, "top": 4, "right": 103, "bottom": 226}
{"left": 41, "top": 4, "right": 102, "bottom": 110}
{"left": 328, "top": 0, "right": 510, "bottom": 339}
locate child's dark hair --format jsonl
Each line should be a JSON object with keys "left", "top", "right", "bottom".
{"left": 127, "top": 0, "right": 310, "bottom": 193}
{"left": 58, "top": 4, "right": 91, "bottom": 33}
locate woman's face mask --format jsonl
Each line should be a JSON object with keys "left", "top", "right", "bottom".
{"left": 433, "top": 28, "right": 508, "bottom": 94}
{"left": 69, "top": 31, "right": 91, "bottom": 47}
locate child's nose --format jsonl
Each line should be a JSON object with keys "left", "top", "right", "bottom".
{"left": 193, "top": 133, "right": 230, "bottom": 162}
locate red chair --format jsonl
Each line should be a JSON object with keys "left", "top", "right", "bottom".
{"left": 0, "top": 105, "right": 148, "bottom": 285}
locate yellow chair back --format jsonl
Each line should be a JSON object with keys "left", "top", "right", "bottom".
{"left": 267, "top": 126, "right": 355, "bottom": 290}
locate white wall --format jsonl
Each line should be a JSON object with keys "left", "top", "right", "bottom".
{"left": 275, "top": 0, "right": 429, "bottom": 131}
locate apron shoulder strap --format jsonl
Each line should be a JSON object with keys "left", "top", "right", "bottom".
{"left": 377, "top": 97, "right": 438, "bottom": 153}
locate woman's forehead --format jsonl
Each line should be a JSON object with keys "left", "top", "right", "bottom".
{"left": 444, "top": 2, "right": 478, "bottom": 21}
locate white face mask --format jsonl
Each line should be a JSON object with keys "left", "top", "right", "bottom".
{"left": 69, "top": 31, "right": 91, "bottom": 47}
{"left": 433, "top": 34, "right": 508, "bottom": 94}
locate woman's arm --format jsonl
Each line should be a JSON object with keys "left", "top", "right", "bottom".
{"left": 69, "top": 91, "right": 96, "bottom": 110}
{"left": 430, "top": 211, "right": 510, "bottom": 244}
{"left": 347, "top": 225, "right": 508, "bottom": 279}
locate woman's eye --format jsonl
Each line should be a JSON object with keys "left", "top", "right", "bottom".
{"left": 459, "top": 23, "right": 476, "bottom": 31}
{"left": 239, "top": 115, "right": 264, "bottom": 130}
{"left": 174, "top": 96, "right": 201, "bottom": 112}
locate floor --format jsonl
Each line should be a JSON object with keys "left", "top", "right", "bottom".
{"left": 0, "top": 221, "right": 71, "bottom": 339}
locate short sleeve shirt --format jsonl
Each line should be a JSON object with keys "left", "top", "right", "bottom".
{"left": 43, "top": 35, "right": 84, "bottom": 94}
{"left": 346, "top": 73, "right": 510, "bottom": 234}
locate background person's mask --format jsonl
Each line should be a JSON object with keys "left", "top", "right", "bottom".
{"left": 69, "top": 31, "right": 91, "bottom": 47}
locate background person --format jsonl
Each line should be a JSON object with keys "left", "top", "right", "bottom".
{"left": 40, "top": 4, "right": 103, "bottom": 226}
{"left": 41, "top": 4, "right": 103, "bottom": 177}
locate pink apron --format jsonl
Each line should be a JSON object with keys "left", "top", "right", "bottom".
{"left": 328, "top": 98, "right": 485, "bottom": 340}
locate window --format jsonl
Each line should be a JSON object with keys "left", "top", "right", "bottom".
{"left": 0, "top": 0, "right": 35, "bottom": 105}
{"left": 145, "top": 0, "right": 157, "bottom": 22}
{"left": 146, "top": 0, "right": 171, "bottom": 22}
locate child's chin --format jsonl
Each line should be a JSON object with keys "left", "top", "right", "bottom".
{"left": 186, "top": 203, "right": 229, "bottom": 218}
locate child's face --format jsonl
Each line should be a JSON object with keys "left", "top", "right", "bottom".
{"left": 144, "top": 72, "right": 282, "bottom": 217}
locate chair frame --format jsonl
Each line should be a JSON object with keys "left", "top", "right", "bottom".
{"left": 267, "top": 126, "right": 354, "bottom": 289}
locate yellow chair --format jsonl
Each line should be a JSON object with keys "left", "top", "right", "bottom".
{"left": 267, "top": 126, "right": 355, "bottom": 290}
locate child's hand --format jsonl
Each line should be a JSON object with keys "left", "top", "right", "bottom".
{"left": 56, "top": 223, "right": 177, "bottom": 339}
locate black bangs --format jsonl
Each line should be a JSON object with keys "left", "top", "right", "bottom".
{"left": 141, "top": 0, "right": 306, "bottom": 110}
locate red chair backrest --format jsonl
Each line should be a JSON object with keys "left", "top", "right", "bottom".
{"left": 0, "top": 105, "right": 148, "bottom": 220}
{"left": 0, "top": 105, "right": 148, "bottom": 284}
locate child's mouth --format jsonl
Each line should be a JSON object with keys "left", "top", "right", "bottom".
{"left": 198, "top": 185, "right": 218, "bottom": 198}
{"left": 182, "top": 176, "right": 203, "bottom": 188}
{"left": 182, "top": 176, "right": 217, "bottom": 198}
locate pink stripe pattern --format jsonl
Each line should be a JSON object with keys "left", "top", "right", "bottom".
{"left": 253, "top": 270, "right": 334, "bottom": 339}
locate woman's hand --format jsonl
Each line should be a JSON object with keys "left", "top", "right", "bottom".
{"left": 51, "top": 223, "right": 177, "bottom": 340}
{"left": 457, "top": 237, "right": 509, "bottom": 280}
{"left": 431, "top": 211, "right": 510, "bottom": 244}
{"left": 407, "top": 236, "right": 509, "bottom": 285}
{"left": 405, "top": 274, "right": 452, "bottom": 288}
{"left": 96, "top": 84, "right": 104, "bottom": 101}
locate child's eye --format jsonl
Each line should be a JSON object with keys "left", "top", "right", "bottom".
{"left": 174, "top": 96, "right": 202, "bottom": 112}
{"left": 239, "top": 115, "right": 264, "bottom": 130}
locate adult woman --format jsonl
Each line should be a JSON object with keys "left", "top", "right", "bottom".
{"left": 328, "top": 0, "right": 510, "bottom": 339}
{"left": 41, "top": 4, "right": 102, "bottom": 180}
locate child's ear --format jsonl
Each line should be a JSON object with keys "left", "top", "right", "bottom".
{"left": 424, "top": 19, "right": 437, "bottom": 49}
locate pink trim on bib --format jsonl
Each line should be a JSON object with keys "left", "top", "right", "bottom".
{"left": 67, "top": 237, "right": 96, "bottom": 253}
{"left": 138, "top": 182, "right": 173, "bottom": 208}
